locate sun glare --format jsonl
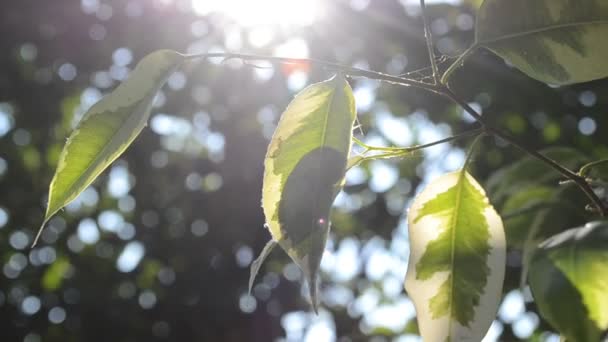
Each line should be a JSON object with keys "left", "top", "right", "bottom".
{"left": 190, "top": 0, "right": 323, "bottom": 28}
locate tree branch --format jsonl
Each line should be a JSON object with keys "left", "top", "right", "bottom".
{"left": 441, "top": 86, "right": 606, "bottom": 216}
{"left": 184, "top": 52, "right": 442, "bottom": 94}
{"left": 419, "top": 0, "right": 440, "bottom": 84}
{"left": 185, "top": 51, "right": 606, "bottom": 216}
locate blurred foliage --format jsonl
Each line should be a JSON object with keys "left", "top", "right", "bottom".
{"left": 0, "top": 0, "right": 607, "bottom": 341}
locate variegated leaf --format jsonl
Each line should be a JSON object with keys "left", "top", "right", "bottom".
{"left": 477, "top": 0, "right": 608, "bottom": 85}
{"left": 528, "top": 221, "right": 608, "bottom": 342}
{"left": 405, "top": 170, "right": 506, "bottom": 341}
{"left": 251, "top": 75, "right": 356, "bottom": 312}
{"left": 36, "top": 50, "right": 184, "bottom": 245}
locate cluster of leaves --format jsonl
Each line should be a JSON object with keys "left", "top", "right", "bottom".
{"left": 34, "top": 0, "right": 608, "bottom": 340}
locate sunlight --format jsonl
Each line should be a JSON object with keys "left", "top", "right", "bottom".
{"left": 190, "top": 0, "right": 322, "bottom": 28}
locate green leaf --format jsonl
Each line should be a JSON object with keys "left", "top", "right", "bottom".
{"left": 503, "top": 184, "right": 589, "bottom": 249}
{"left": 405, "top": 170, "right": 505, "bottom": 341}
{"left": 528, "top": 221, "right": 608, "bottom": 341}
{"left": 476, "top": 0, "right": 608, "bottom": 85}
{"left": 501, "top": 185, "right": 555, "bottom": 246}
{"left": 36, "top": 50, "right": 184, "bottom": 245}
{"left": 486, "top": 147, "right": 587, "bottom": 206}
{"left": 518, "top": 184, "right": 590, "bottom": 287}
{"left": 254, "top": 75, "right": 356, "bottom": 312}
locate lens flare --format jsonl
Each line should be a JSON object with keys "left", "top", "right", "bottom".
{"left": 191, "top": 0, "right": 322, "bottom": 29}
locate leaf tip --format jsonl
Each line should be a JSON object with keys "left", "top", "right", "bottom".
{"left": 248, "top": 240, "right": 277, "bottom": 295}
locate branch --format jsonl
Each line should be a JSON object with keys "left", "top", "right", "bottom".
{"left": 354, "top": 127, "right": 483, "bottom": 153}
{"left": 441, "top": 86, "right": 607, "bottom": 216}
{"left": 184, "top": 52, "right": 442, "bottom": 94}
{"left": 185, "top": 50, "right": 606, "bottom": 216}
{"left": 419, "top": 0, "right": 440, "bottom": 84}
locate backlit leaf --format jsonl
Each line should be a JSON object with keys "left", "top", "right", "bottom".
{"left": 252, "top": 75, "right": 356, "bottom": 312}
{"left": 477, "top": 0, "right": 608, "bottom": 85}
{"left": 36, "top": 50, "right": 184, "bottom": 245}
{"left": 528, "top": 221, "right": 608, "bottom": 341}
{"left": 405, "top": 170, "right": 506, "bottom": 341}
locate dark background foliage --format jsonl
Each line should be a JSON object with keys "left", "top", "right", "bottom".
{"left": 0, "top": 0, "right": 606, "bottom": 341}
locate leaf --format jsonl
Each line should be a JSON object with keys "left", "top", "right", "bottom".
{"left": 405, "top": 170, "right": 506, "bottom": 341}
{"left": 36, "top": 50, "right": 184, "bottom": 245}
{"left": 248, "top": 240, "right": 276, "bottom": 294}
{"left": 486, "top": 147, "right": 587, "bottom": 206}
{"left": 476, "top": 0, "right": 608, "bottom": 85}
{"left": 528, "top": 221, "right": 608, "bottom": 341}
{"left": 519, "top": 184, "right": 590, "bottom": 288}
{"left": 253, "top": 75, "right": 356, "bottom": 312}
{"left": 501, "top": 185, "right": 555, "bottom": 247}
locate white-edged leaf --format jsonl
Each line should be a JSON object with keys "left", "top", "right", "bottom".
{"left": 253, "top": 75, "right": 356, "bottom": 312}
{"left": 476, "top": 0, "right": 608, "bottom": 85}
{"left": 405, "top": 170, "right": 506, "bottom": 341}
{"left": 529, "top": 221, "right": 608, "bottom": 341}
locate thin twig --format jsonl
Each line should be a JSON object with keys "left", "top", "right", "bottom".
{"left": 184, "top": 52, "right": 443, "bottom": 95}
{"left": 579, "top": 159, "right": 608, "bottom": 177}
{"left": 441, "top": 45, "right": 478, "bottom": 84}
{"left": 419, "top": 0, "right": 440, "bottom": 84}
{"left": 349, "top": 128, "right": 483, "bottom": 167}
{"left": 353, "top": 127, "right": 483, "bottom": 153}
{"left": 441, "top": 86, "right": 607, "bottom": 216}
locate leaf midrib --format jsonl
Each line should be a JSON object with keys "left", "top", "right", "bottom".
{"left": 308, "top": 79, "right": 338, "bottom": 233}
{"left": 477, "top": 19, "right": 608, "bottom": 46}
{"left": 446, "top": 170, "right": 467, "bottom": 336}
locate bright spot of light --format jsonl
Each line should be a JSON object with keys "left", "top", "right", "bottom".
{"left": 304, "top": 313, "right": 336, "bottom": 342}
{"left": 77, "top": 218, "right": 100, "bottom": 245}
{"left": 116, "top": 241, "right": 145, "bottom": 272}
{"left": 353, "top": 83, "right": 377, "bottom": 112}
{"left": 274, "top": 38, "right": 309, "bottom": 59}
{"left": 369, "top": 161, "right": 399, "bottom": 193}
{"left": 375, "top": 110, "right": 413, "bottom": 146}
{"left": 498, "top": 290, "right": 525, "bottom": 323}
{"left": 512, "top": 312, "right": 540, "bottom": 339}
{"left": 578, "top": 117, "right": 597, "bottom": 135}
{"left": 287, "top": 71, "right": 308, "bottom": 92}
{"left": 191, "top": 0, "right": 323, "bottom": 28}
{"left": 362, "top": 298, "right": 415, "bottom": 333}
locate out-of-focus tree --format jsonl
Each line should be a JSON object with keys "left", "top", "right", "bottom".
{"left": 1, "top": 0, "right": 607, "bottom": 341}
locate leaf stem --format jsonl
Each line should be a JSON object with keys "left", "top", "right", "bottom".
{"left": 441, "top": 45, "right": 478, "bottom": 84}
{"left": 578, "top": 159, "right": 608, "bottom": 177}
{"left": 354, "top": 127, "right": 483, "bottom": 153}
{"left": 419, "top": 0, "right": 440, "bottom": 84}
{"left": 463, "top": 133, "right": 486, "bottom": 170}
{"left": 350, "top": 128, "right": 483, "bottom": 168}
